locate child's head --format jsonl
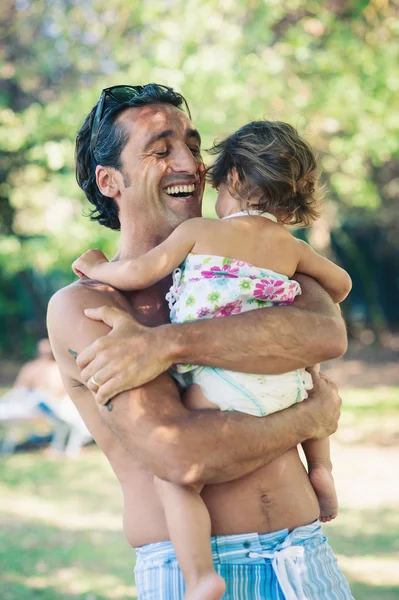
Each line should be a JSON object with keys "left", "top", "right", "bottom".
{"left": 207, "top": 121, "right": 323, "bottom": 226}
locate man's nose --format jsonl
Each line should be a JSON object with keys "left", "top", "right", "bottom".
{"left": 170, "top": 145, "right": 199, "bottom": 174}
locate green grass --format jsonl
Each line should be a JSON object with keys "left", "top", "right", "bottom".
{"left": 0, "top": 450, "right": 136, "bottom": 600}
{"left": 0, "top": 387, "right": 398, "bottom": 599}
{"left": 341, "top": 387, "right": 399, "bottom": 414}
{"left": 326, "top": 507, "right": 399, "bottom": 600}
{"left": 338, "top": 387, "right": 399, "bottom": 445}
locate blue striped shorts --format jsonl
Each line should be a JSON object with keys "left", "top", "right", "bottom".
{"left": 134, "top": 520, "right": 354, "bottom": 599}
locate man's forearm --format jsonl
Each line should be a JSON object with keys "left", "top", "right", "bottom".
{"left": 164, "top": 275, "right": 347, "bottom": 375}
{"left": 99, "top": 371, "right": 339, "bottom": 486}
{"left": 102, "top": 395, "right": 313, "bottom": 485}
{"left": 166, "top": 401, "right": 317, "bottom": 485}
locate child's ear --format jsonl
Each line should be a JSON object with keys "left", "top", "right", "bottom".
{"left": 229, "top": 167, "right": 240, "bottom": 192}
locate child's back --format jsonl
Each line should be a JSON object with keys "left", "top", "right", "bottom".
{"left": 189, "top": 212, "right": 299, "bottom": 278}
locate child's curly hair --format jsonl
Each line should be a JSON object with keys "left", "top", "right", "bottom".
{"left": 207, "top": 121, "right": 323, "bottom": 226}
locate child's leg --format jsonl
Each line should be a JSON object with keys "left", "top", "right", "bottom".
{"left": 183, "top": 381, "right": 220, "bottom": 411}
{"left": 152, "top": 381, "right": 224, "bottom": 599}
{"left": 154, "top": 476, "right": 225, "bottom": 600}
{"left": 302, "top": 437, "right": 338, "bottom": 522}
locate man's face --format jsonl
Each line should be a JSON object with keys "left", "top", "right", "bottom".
{"left": 115, "top": 103, "right": 204, "bottom": 231}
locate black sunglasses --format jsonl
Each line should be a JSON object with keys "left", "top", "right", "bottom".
{"left": 90, "top": 84, "right": 190, "bottom": 155}
{"left": 90, "top": 85, "right": 144, "bottom": 154}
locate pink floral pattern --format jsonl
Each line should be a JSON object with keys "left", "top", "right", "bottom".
{"left": 213, "top": 300, "right": 243, "bottom": 318}
{"left": 231, "top": 259, "right": 248, "bottom": 267}
{"left": 254, "top": 279, "right": 286, "bottom": 301}
{"left": 197, "top": 307, "right": 211, "bottom": 318}
{"left": 201, "top": 264, "right": 239, "bottom": 279}
{"left": 168, "top": 253, "right": 301, "bottom": 373}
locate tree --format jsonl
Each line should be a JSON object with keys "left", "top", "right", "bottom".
{"left": 1, "top": 0, "right": 398, "bottom": 357}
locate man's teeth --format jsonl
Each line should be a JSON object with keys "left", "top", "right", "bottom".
{"left": 165, "top": 185, "right": 195, "bottom": 195}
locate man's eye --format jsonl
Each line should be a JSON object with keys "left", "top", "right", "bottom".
{"left": 190, "top": 147, "right": 201, "bottom": 157}
{"left": 155, "top": 150, "right": 169, "bottom": 157}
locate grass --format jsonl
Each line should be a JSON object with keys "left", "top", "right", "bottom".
{"left": 338, "top": 386, "right": 399, "bottom": 445}
{"left": 0, "top": 386, "right": 398, "bottom": 599}
{"left": 0, "top": 450, "right": 136, "bottom": 600}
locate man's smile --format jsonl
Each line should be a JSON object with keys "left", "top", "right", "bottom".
{"left": 165, "top": 183, "right": 196, "bottom": 198}
{"left": 163, "top": 181, "right": 200, "bottom": 203}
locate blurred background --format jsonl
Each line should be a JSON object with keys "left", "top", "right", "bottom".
{"left": 0, "top": 0, "right": 398, "bottom": 598}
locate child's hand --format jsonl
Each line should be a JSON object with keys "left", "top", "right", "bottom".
{"left": 72, "top": 249, "right": 109, "bottom": 279}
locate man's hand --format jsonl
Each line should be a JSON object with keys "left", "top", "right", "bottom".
{"left": 303, "top": 367, "right": 342, "bottom": 440}
{"left": 77, "top": 306, "right": 172, "bottom": 404}
{"left": 72, "top": 249, "right": 109, "bottom": 279}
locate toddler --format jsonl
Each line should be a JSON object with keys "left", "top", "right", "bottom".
{"left": 73, "top": 121, "right": 352, "bottom": 600}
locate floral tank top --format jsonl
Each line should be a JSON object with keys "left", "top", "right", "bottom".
{"left": 166, "top": 254, "right": 301, "bottom": 373}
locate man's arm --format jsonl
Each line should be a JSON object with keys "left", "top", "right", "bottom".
{"left": 95, "top": 372, "right": 340, "bottom": 486}
{"left": 47, "top": 283, "right": 341, "bottom": 486}
{"left": 167, "top": 274, "right": 346, "bottom": 373}
{"left": 78, "top": 275, "right": 347, "bottom": 404}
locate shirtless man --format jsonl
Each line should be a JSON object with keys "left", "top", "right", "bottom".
{"left": 47, "top": 84, "right": 353, "bottom": 599}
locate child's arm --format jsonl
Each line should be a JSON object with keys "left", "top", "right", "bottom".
{"left": 296, "top": 240, "right": 352, "bottom": 304}
{"left": 72, "top": 218, "right": 200, "bottom": 290}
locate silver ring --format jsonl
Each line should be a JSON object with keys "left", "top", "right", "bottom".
{"left": 90, "top": 375, "right": 101, "bottom": 389}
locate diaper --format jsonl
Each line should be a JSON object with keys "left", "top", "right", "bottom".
{"left": 171, "top": 367, "right": 313, "bottom": 417}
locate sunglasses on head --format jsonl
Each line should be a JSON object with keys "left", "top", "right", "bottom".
{"left": 90, "top": 84, "right": 189, "bottom": 155}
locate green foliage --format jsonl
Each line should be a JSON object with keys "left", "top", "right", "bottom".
{"left": 1, "top": 0, "right": 399, "bottom": 356}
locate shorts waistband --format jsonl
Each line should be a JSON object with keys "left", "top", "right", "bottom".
{"left": 135, "top": 519, "right": 324, "bottom": 565}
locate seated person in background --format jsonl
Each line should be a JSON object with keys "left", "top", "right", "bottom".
{"left": 1, "top": 339, "right": 66, "bottom": 419}
{"left": 0, "top": 339, "right": 91, "bottom": 455}
{"left": 14, "top": 338, "right": 66, "bottom": 395}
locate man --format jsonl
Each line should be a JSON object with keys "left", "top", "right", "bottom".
{"left": 47, "top": 84, "right": 353, "bottom": 598}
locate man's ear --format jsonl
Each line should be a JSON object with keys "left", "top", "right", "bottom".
{"left": 96, "top": 166, "right": 119, "bottom": 198}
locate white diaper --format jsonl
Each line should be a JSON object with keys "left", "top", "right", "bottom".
{"left": 172, "top": 367, "right": 313, "bottom": 417}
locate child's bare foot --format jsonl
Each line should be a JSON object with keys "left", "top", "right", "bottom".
{"left": 184, "top": 573, "right": 226, "bottom": 600}
{"left": 309, "top": 464, "right": 338, "bottom": 523}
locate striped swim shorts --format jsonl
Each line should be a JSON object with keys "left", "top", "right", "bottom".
{"left": 134, "top": 519, "right": 354, "bottom": 599}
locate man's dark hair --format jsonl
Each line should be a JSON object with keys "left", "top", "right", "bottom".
{"left": 76, "top": 83, "right": 191, "bottom": 230}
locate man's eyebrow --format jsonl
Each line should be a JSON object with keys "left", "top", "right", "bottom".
{"left": 144, "top": 129, "right": 174, "bottom": 149}
{"left": 144, "top": 128, "right": 202, "bottom": 149}
{"left": 187, "top": 128, "right": 201, "bottom": 145}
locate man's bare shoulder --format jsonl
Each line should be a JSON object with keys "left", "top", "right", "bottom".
{"left": 47, "top": 280, "right": 131, "bottom": 382}
{"left": 49, "top": 279, "right": 131, "bottom": 313}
